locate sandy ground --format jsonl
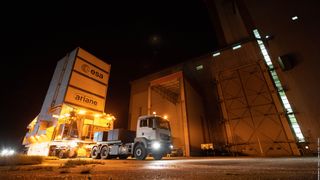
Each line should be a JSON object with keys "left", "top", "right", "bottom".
{"left": 0, "top": 157, "right": 318, "bottom": 180}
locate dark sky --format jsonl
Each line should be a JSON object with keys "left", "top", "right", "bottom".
{"left": 0, "top": 1, "right": 217, "bottom": 150}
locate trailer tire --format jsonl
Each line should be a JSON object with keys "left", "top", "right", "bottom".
{"left": 134, "top": 144, "right": 147, "bottom": 160}
{"left": 100, "top": 146, "right": 109, "bottom": 159}
{"left": 58, "top": 150, "right": 67, "bottom": 159}
{"left": 48, "top": 146, "right": 57, "bottom": 156}
{"left": 68, "top": 150, "right": 77, "bottom": 158}
{"left": 91, "top": 146, "right": 100, "bottom": 159}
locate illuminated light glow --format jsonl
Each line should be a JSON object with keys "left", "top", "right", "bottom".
{"left": 212, "top": 52, "right": 221, "bottom": 57}
{"left": 29, "top": 136, "right": 36, "bottom": 143}
{"left": 78, "top": 110, "right": 87, "bottom": 115}
{"left": 77, "top": 147, "right": 87, "bottom": 157}
{"left": 1, "top": 149, "right": 15, "bottom": 156}
{"left": 196, "top": 65, "right": 203, "bottom": 70}
{"left": 3, "top": 150, "right": 8, "bottom": 154}
{"left": 163, "top": 115, "right": 168, "bottom": 119}
{"left": 27, "top": 142, "right": 50, "bottom": 156}
{"left": 152, "top": 141, "right": 161, "bottom": 150}
{"left": 64, "top": 113, "right": 70, "bottom": 117}
{"left": 68, "top": 141, "right": 78, "bottom": 148}
{"left": 305, "top": 146, "right": 309, "bottom": 149}
{"left": 94, "top": 114, "right": 101, "bottom": 118}
{"left": 265, "top": 35, "right": 270, "bottom": 39}
{"left": 146, "top": 160, "right": 177, "bottom": 169}
{"left": 52, "top": 114, "right": 60, "bottom": 118}
{"left": 170, "top": 145, "right": 173, "bottom": 149}
{"left": 232, "top": 44, "right": 241, "bottom": 50}
{"left": 1, "top": 149, "right": 8, "bottom": 156}
{"left": 153, "top": 111, "right": 156, "bottom": 115}
{"left": 106, "top": 115, "right": 116, "bottom": 121}
{"left": 291, "top": 16, "right": 298, "bottom": 21}
{"left": 1, "top": 148, "right": 15, "bottom": 156}
{"left": 253, "top": 29, "right": 305, "bottom": 142}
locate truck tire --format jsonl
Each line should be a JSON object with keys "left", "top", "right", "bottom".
{"left": 134, "top": 144, "right": 147, "bottom": 160}
{"left": 100, "top": 146, "right": 109, "bottom": 159}
{"left": 153, "top": 153, "right": 163, "bottom": 160}
{"left": 91, "top": 146, "right": 100, "bottom": 159}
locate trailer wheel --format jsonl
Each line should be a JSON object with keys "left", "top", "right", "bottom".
{"left": 68, "top": 149, "right": 77, "bottom": 158}
{"left": 153, "top": 153, "right": 163, "bottom": 160}
{"left": 58, "top": 150, "right": 67, "bottom": 159}
{"left": 100, "top": 146, "right": 109, "bottom": 159}
{"left": 91, "top": 146, "right": 100, "bottom": 159}
{"left": 134, "top": 144, "right": 147, "bottom": 160}
{"left": 48, "top": 146, "right": 57, "bottom": 156}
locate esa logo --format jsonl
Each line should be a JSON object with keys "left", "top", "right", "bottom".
{"left": 81, "top": 64, "right": 103, "bottom": 79}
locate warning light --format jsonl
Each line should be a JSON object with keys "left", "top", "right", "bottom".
{"left": 78, "top": 110, "right": 86, "bottom": 115}
{"left": 52, "top": 114, "right": 60, "bottom": 118}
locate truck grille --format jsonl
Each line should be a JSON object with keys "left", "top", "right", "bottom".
{"left": 160, "top": 133, "right": 170, "bottom": 141}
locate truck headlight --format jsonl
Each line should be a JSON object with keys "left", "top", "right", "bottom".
{"left": 152, "top": 142, "right": 161, "bottom": 150}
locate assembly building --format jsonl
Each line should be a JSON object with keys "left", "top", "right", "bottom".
{"left": 128, "top": 0, "right": 320, "bottom": 156}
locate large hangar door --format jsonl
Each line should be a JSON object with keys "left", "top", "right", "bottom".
{"left": 149, "top": 71, "right": 190, "bottom": 156}
{"left": 216, "top": 63, "right": 299, "bottom": 156}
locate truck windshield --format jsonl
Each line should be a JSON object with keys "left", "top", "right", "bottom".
{"left": 156, "top": 117, "right": 170, "bottom": 130}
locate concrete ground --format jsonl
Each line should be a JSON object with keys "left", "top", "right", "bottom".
{"left": 0, "top": 156, "right": 318, "bottom": 179}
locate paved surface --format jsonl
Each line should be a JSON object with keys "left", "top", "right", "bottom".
{"left": 0, "top": 157, "right": 319, "bottom": 179}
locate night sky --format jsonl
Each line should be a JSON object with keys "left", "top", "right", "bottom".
{"left": 0, "top": 1, "right": 217, "bottom": 150}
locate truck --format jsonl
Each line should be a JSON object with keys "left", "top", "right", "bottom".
{"left": 22, "top": 47, "right": 115, "bottom": 158}
{"left": 91, "top": 115, "right": 172, "bottom": 160}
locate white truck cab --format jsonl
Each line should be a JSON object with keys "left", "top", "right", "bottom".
{"left": 134, "top": 115, "right": 172, "bottom": 160}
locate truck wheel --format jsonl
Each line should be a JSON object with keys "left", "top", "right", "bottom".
{"left": 134, "top": 144, "right": 147, "bottom": 160}
{"left": 100, "top": 146, "right": 109, "bottom": 159}
{"left": 91, "top": 146, "right": 100, "bottom": 159}
{"left": 153, "top": 153, "right": 163, "bottom": 160}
